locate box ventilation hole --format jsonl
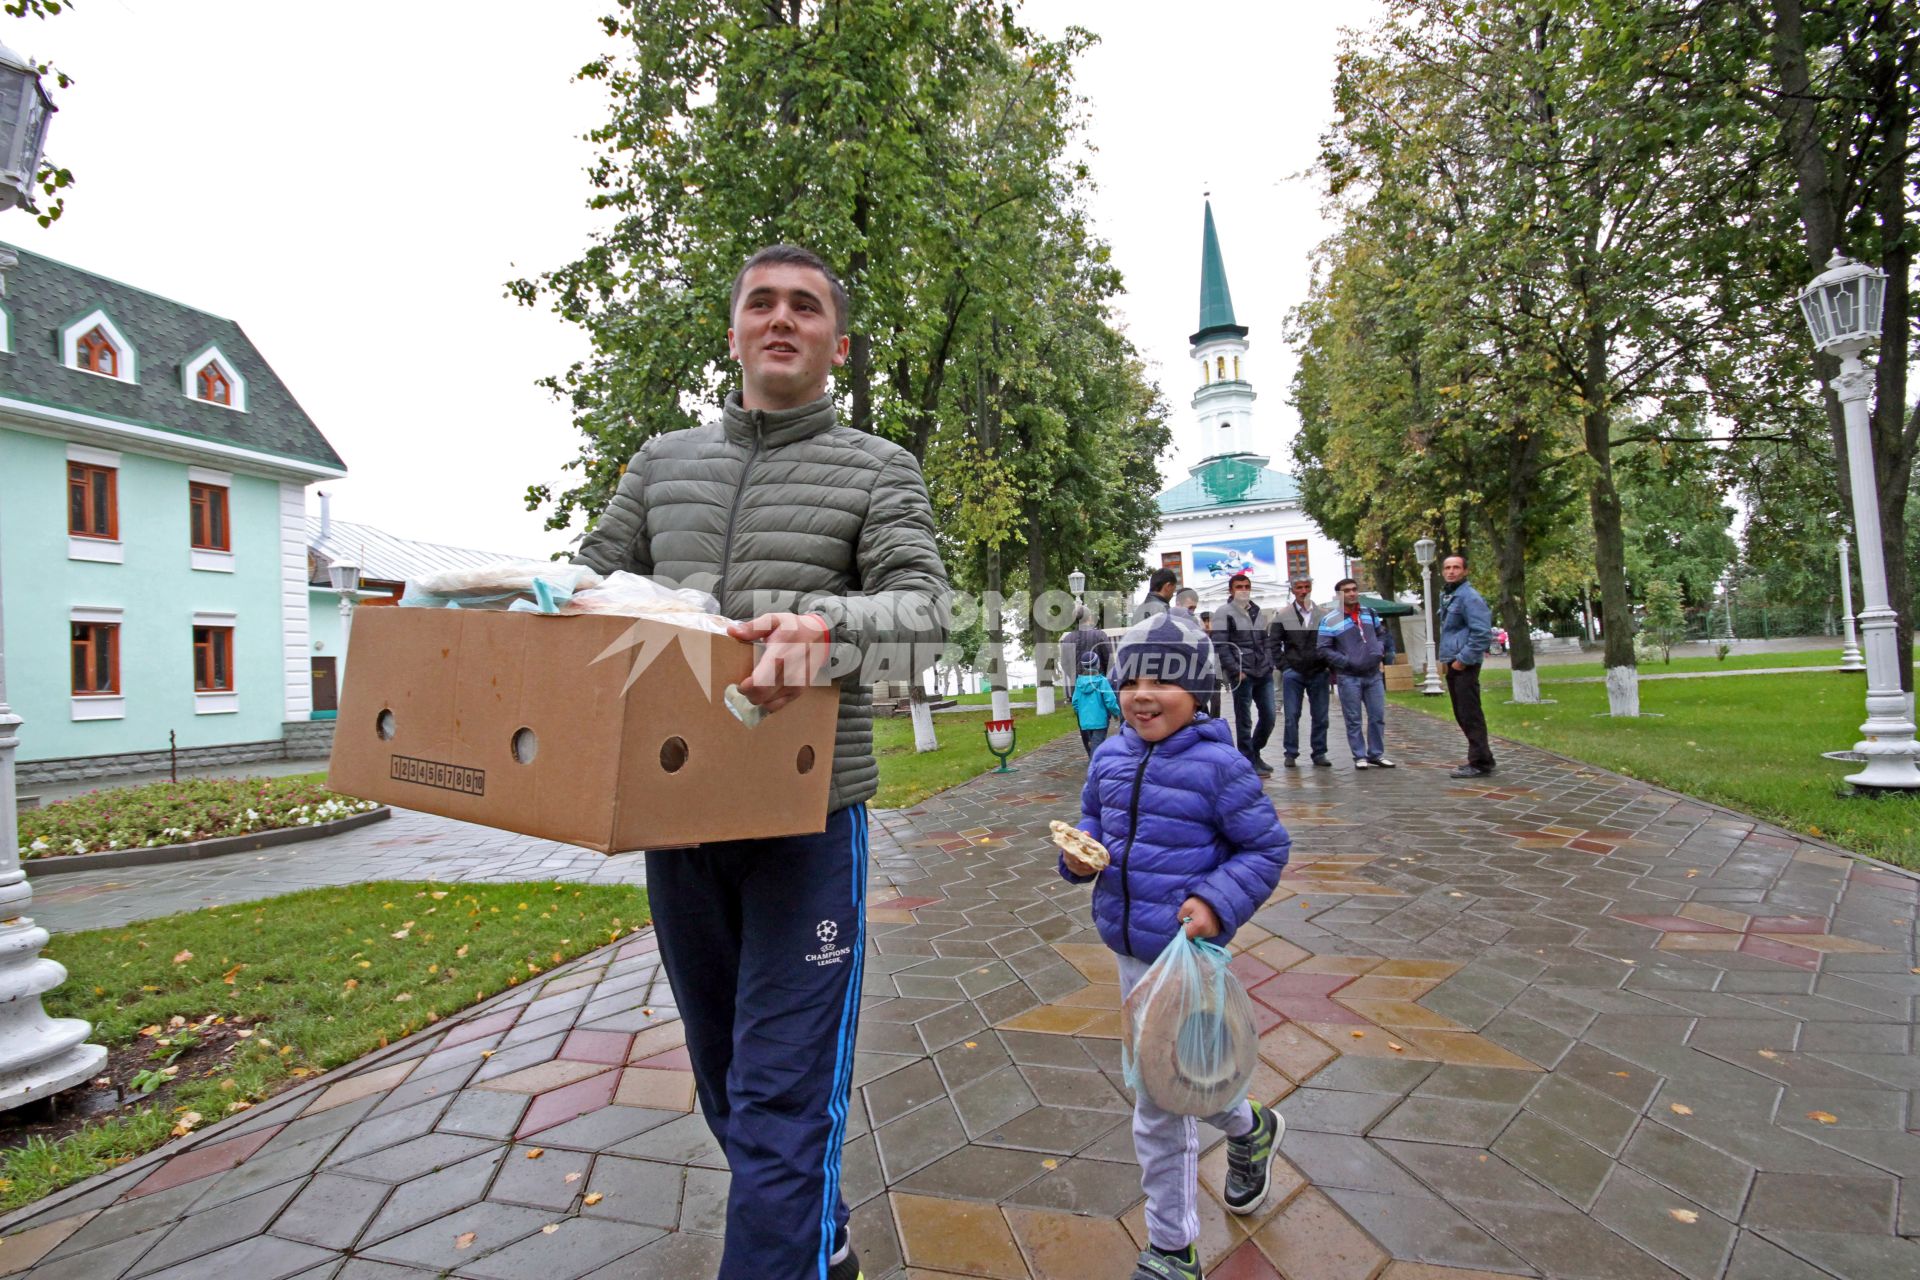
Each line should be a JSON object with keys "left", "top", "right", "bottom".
{"left": 511, "top": 727, "right": 538, "bottom": 765}
{"left": 796, "top": 745, "right": 816, "bottom": 775}
{"left": 660, "top": 737, "right": 689, "bottom": 773}
{"left": 376, "top": 709, "right": 396, "bottom": 741}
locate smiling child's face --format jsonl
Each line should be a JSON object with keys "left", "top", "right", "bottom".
{"left": 1120, "top": 677, "right": 1197, "bottom": 743}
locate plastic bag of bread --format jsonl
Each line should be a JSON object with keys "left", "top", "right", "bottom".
{"left": 403, "top": 560, "right": 602, "bottom": 611}
{"left": 1121, "top": 932, "right": 1260, "bottom": 1117}
{"left": 558, "top": 572, "right": 732, "bottom": 634}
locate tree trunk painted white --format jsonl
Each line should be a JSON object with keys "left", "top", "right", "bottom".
{"left": 1510, "top": 667, "right": 1542, "bottom": 704}
{"left": 1034, "top": 683, "right": 1056, "bottom": 716}
{"left": 910, "top": 698, "right": 938, "bottom": 753}
{"left": 1605, "top": 666, "right": 1640, "bottom": 717}
{"left": 991, "top": 689, "right": 1012, "bottom": 721}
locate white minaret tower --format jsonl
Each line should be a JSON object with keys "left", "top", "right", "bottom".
{"left": 1189, "top": 199, "right": 1263, "bottom": 467}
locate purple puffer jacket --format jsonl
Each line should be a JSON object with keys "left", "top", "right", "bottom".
{"left": 1060, "top": 716, "right": 1291, "bottom": 959}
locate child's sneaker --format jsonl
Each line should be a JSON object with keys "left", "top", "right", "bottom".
{"left": 1224, "top": 1100, "right": 1285, "bottom": 1216}
{"left": 1131, "top": 1243, "right": 1202, "bottom": 1280}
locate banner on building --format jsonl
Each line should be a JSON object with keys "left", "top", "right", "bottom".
{"left": 1191, "top": 537, "right": 1278, "bottom": 581}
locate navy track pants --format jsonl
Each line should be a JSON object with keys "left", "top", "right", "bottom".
{"left": 644, "top": 804, "right": 868, "bottom": 1280}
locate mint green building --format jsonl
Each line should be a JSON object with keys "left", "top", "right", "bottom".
{"left": 0, "top": 246, "right": 347, "bottom": 786}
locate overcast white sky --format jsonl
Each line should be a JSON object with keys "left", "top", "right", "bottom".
{"left": 6, "top": 0, "right": 1377, "bottom": 557}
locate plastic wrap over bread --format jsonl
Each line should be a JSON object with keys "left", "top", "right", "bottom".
{"left": 558, "top": 572, "right": 732, "bottom": 634}
{"left": 402, "top": 560, "right": 603, "bottom": 611}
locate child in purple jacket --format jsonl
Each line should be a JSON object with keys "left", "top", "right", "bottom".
{"left": 1057, "top": 612, "right": 1291, "bottom": 1280}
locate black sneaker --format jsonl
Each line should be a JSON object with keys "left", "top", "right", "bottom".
{"left": 1311, "top": 755, "right": 1332, "bottom": 766}
{"left": 827, "top": 1226, "right": 862, "bottom": 1280}
{"left": 1282, "top": 755, "right": 1299, "bottom": 768}
{"left": 1224, "top": 1100, "right": 1285, "bottom": 1216}
{"left": 1131, "top": 1243, "right": 1202, "bottom": 1280}
{"left": 1449, "top": 764, "right": 1489, "bottom": 779}
{"left": 1253, "top": 760, "right": 1274, "bottom": 777}
{"left": 1369, "top": 756, "right": 1396, "bottom": 769}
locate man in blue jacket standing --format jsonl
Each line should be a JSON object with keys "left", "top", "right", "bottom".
{"left": 1438, "top": 554, "right": 1497, "bottom": 777}
{"left": 1318, "top": 578, "right": 1396, "bottom": 769}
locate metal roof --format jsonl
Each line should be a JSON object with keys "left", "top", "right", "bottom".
{"left": 1191, "top": 200, "right": 1247, "bottom": 346}
{"left": 307, "top": 515, "right": 527, "bottom": 587}
{"left": 1157, "top": 454, "right": 1301, "bottom": 514}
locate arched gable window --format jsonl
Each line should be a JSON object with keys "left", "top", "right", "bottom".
{"left": 77, "top": 326, "right": 118, "bottom": 377}
{"left": 197, "top": 361, "right": 231, "bottom": 405}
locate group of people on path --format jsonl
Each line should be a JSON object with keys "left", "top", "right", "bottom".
{"left": 1108, "top": 563, "right": 1499, "bottom": 779}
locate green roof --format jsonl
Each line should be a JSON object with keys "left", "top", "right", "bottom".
{"left": 0, "top": 243, "right": 344, "bottom": 471}
{"left": 1191, "top": 200, "right": 1246, "bottom": 345}
{"left": 1157, "top": 455, "right": 1300, "bottom": 514}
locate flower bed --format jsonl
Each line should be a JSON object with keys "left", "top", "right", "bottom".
{"left": 21, "top": 777, "right": 380, "bottom": 860}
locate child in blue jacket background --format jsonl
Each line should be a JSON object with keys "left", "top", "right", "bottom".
{"left": 1070, "top": 649, "right": 1122, "bottom": 758}
{"left": 1057, "top": 613, "right": 1291, "bottom": 1280}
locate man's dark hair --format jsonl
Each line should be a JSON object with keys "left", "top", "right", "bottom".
{"left": 731, "top": 245, "right": 850, "bottom": 336}
{"left": 1334, "top": 577, "right": 1358, "bottom": 592}
{"left": 1228, "top": 572, "right": 1251, "bottom": 587}
{"left": 1148, "top": 568, "right": 1179, "bottom": 594}
{"left": 1443, "top": 553, "right": 1467, "bottom": 567}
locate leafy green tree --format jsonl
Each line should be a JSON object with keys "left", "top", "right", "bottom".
{"left": 1639, "top": 579, "right": 1688, "bottom": 663}
{"left": 1617, "top": 426, "right": 1738, "bottom": 607}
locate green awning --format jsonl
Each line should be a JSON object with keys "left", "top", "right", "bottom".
{"left": 1361, "top": 594, "right": 1416, "bottom": 617}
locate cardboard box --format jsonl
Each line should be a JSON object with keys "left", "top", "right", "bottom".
{"left": 328, "top": 607, "right": 838, "bottom": 852}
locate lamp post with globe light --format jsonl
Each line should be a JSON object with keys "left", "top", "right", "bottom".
{"left": 0, "top": 41, "right": 106, "bottom": 1112}
{"left": 1413, "top": 539, "right": 1445, "bottom": 696}
{"left": 1795, "top": 251, "right": 1920, "bottom": 789}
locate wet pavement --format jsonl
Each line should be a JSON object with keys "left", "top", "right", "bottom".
{"left": 2, "top": 708, "right": 1915, "bottom": 1279}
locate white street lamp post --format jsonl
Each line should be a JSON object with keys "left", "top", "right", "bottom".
{"left": 1796, "top": 251, "right": 1920, "bottom": 789}
{"left": 0, "top": 42, "right": 104, "bottom": 1113}
{"left": 1413, "top": 538, "right": 1444, "bottom": 696}
{"left": 1836, "top": 536, "right": 1865, "bottom": 672}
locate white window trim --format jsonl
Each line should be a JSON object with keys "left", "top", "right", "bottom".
{"left": 0, "top": 303, "right": 11, "bottom": 354}
{"left": 69, "top": 607, "right": 124, "bottom": 718}
{"left": 181, "top": 347, "right": 248, "bottom": 413}
{"left": 67, "top": 441, "right": 120, "bottom": 468}
{"left": 71, "top": 694, "right": 125, "bottom": 721}
{"left": 60, "top": 309, "right": 139, "bottom": 383}
{"left": 187, "top": 464, "right": 232, "bottom": 487}
{"left": 191, "top": 610, "right": 237, "bottom": 628}
{"left": 191, "top": 547, "right": 235, "bottom": 573}
{"left": 70, "top": 535, "right": 124, "bottom": 564}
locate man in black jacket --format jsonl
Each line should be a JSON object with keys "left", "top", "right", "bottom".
{"left": 1273, "top": 575, "right": 1332, "bottom": 767}
{"left": 1209, "top": 572, "right": 1278, "bottom": 776}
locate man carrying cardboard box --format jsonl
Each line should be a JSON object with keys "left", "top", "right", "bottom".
{"left": 576, "top": 245, "right": 949, "bottom": 1280}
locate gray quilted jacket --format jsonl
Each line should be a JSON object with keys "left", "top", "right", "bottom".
{"left": 575, "top": 392, "right": 951, "bottom": 814}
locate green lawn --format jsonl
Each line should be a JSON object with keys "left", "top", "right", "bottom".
{"left": 3, "top": 881, "right": 646, "bottom": 1211}
{"left": 1516, "top": 648, "right": 1856, "bottom": 683}
{"left": 873, "top": 705, "right": 1080, "bottom": 808}
{"left": 1391, "top": 673, "right": 1920, "bottom": 867}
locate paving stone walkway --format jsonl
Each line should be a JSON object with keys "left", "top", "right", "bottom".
{"left": 3, "top": 708, "right": 1917, "bottom": 1279}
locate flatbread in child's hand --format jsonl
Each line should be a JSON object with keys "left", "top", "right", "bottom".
{"left": 1050, "top": 820, "right": 1111, "bottom": 872}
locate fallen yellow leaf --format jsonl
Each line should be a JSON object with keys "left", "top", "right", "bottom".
{"left": 343, "top": 979, "right": 358, "bottom": 991}
{"left": 1806, "top": 1110, "right": 1838, "bottom": 1125}
{"left": 1669, "top": 1103, "right": 1693, "bottom": 1116}
{"left": 1388, "top": 1042, "right": 1405, "bottom": 1053}
{"left": 455, "top": 1232, "right": 476, "bottom": 1250}
{"left": 527, "top": 1148, "right": 544, "bottom": 1160}
{"left": 564, "top": 1172, "right": 582, "bottom": 1184}
{"left": 1350, "top": 1030, "right": 1365, "bottom": 1039}
{"left": 172, "top": 950, "right": 193, "bottom": 965}
{"left": 456, "top": 945, "right": 470, "bottom": 959}
{"left": 1670, "top": 1209, "right": 1699, "bottom": 1224}
{"left": 541, "top": 1224, "right": 560, "bottom": 1235}
{"left": 583, "top": 1192, "right": 603, "bottom": 1206}
{"left": 1757, "top": 1049, "right": 1779, "bottom": 1060}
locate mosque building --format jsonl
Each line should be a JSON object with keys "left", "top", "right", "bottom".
{"left": 1142, "top": 200, "right": 1349, "bottom": 611}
